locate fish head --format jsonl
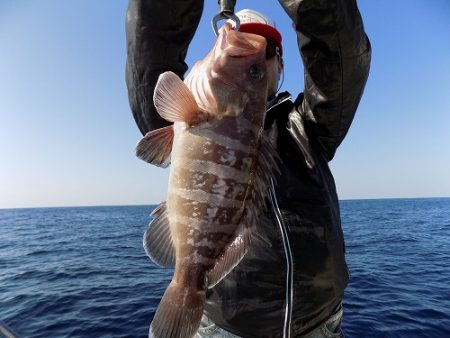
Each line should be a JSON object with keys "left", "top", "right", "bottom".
{"left": 212, "top": 24, "right": 268, "bottom": 118}
{"left": 213, "top": 23, "right": 268, "bottom": 87}
{"left": 186, "top": 24, "right": 268, "bottom": 121}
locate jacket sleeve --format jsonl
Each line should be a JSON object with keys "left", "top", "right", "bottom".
{"left": 125, "top": 0, "right": 204, "bottom": 135}
{"left": 279, "top": 0, "right": 371, "bottom": 161}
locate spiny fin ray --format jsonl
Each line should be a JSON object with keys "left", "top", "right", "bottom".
{"left": 250, "top": 134, "right": 281, "bottom": 212}
{"left": 207, "top": 134, "right": 281, "bottom": 288}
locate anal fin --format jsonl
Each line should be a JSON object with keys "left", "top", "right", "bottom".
{"left": 143, "top": 202, "right": 175, "bottom": 268}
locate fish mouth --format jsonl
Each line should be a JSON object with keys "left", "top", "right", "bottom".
{"left": 220, "top": 23, "right": 266, "bottom": 57}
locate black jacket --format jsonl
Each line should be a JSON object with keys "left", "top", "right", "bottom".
{"left": 126, "top": 1, "right": 371, "bottom": 336}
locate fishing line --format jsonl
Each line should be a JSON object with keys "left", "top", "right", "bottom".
{"left": 275, "top": 47, "right": 284, "bottom": 95}
{"left": 276, "top": 66, "right": 285, "bottom": 95}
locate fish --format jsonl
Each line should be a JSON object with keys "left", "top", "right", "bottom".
{"left": 136, "top": 23, "right": 279, "bottom": 338}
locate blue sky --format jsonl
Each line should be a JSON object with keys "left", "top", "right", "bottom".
{"left": 1, "top": 0, "right": 449, "bottom": 208}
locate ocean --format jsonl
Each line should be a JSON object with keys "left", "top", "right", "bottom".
{"left": 1, "top": 198, "right": 449, "bottom": 337}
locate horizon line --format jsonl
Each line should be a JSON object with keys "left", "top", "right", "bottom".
{"left": 1, "top": 196, "right": 450, "bottom": 211}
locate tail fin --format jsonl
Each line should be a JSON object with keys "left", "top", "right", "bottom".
{"left": 149, "top": 281, "right": 205, "bottom": 338}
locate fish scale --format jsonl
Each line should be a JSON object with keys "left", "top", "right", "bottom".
{"left": 136, "top": 23, "right": 280, "bottom": 338}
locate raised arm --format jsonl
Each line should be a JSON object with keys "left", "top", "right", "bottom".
{"left": 125, "top": 0, "right": 204, "bottom": 135}
{"left": 279, "top": 0, "right": 371, "bottom": 161}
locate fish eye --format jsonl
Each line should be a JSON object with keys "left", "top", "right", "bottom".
{"left": 249, "top": 64, "right": 264, "bottom": 80}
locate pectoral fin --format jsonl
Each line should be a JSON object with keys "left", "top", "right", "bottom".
{"left": 154, "top": 71, "right": 203, "bottom": 126}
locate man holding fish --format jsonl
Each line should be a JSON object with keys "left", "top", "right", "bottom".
{"left": 126, "top": 1, "right": 371, "bottom": 337}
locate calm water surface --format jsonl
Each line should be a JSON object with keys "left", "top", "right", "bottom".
{"left": 1, "top": 199, "right": 449, "bottom": 337}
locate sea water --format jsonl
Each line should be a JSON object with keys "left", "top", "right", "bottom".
{"left": 1, "top": 199, "right": 449, "bottom": 337}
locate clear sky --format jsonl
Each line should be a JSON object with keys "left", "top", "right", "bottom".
{"left": 1, "top": 0, "right": 449, "bottom": 209}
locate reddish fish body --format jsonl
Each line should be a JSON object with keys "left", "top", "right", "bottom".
{"left": 136, "top": 24, "right": 278, "bottom": 338}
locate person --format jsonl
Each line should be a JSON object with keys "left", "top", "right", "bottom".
{"left": 125, "top": 1, "right": 371, "bottom": 337}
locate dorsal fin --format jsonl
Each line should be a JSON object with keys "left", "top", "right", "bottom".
{"left": 206, "top": 221, "right": 253, "bottom": 288}
{"left": 206, "top": 134, "right": 281, "bottom": 288}
{"left": 153, "top": 71, "right": 200, "bottom": 124}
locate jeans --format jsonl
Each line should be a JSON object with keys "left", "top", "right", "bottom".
{"left": 196, "top": 304, "right": 344, "bottom": 338}
{"left": 302, "top": 305, "right": 344, "bottom": 338}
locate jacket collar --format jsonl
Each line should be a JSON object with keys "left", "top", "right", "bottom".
{"left": 264, "top": 91, "right": 293, "bottom": 129}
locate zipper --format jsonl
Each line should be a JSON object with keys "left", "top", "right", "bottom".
{"left": 269, "top": 178, "right": 294, "bottom": 338}
{"left": 266, "top": 93, "right": 292, "bottom": 114}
